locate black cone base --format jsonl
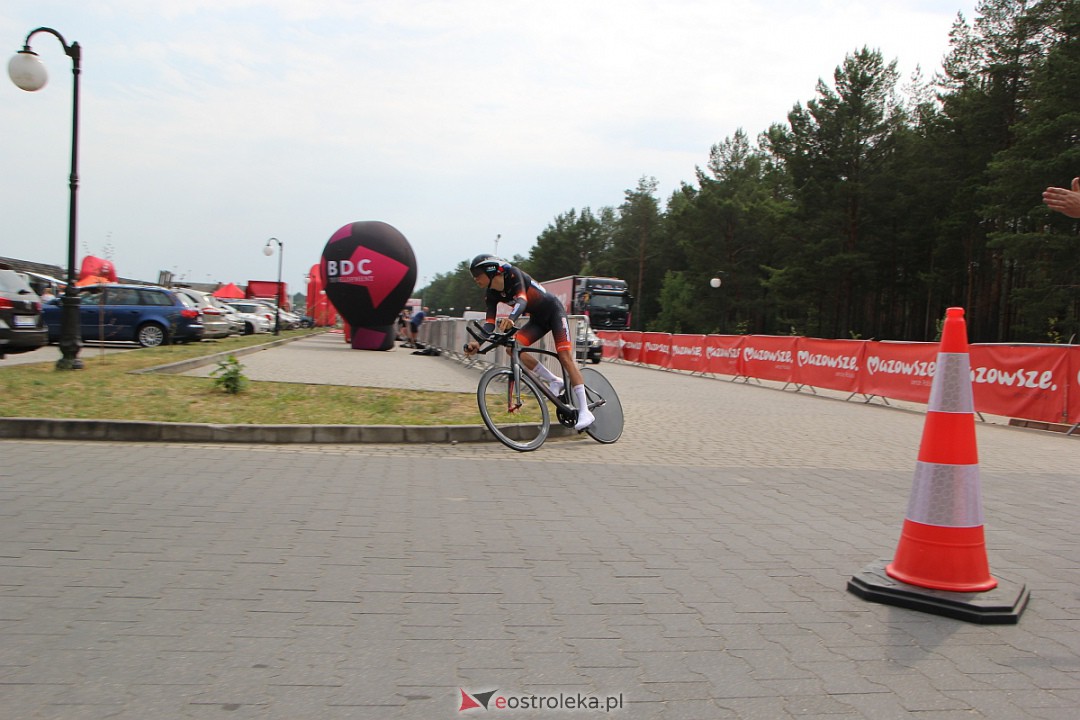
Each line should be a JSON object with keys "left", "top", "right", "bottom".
{"left": 848, "top": 560, "right": 1029, "bottom": 625}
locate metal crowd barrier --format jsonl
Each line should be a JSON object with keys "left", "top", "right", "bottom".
{"left": 418, "top": 316, "right": 592, "bottom": 376}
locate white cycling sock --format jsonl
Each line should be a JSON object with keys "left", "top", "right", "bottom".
{"left": 573, "top": 384, "right": 594, "bottom": 430}
{"left": 533, "top": 363, "right": 558, "bottom": 383}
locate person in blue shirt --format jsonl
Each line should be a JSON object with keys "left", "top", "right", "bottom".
{"left": 407, "top": 306, "right": 428, "bottom": 347}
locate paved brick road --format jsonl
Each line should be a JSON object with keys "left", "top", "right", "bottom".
{"left": 2, "top": 337, "right": 1077, "bottom": 719}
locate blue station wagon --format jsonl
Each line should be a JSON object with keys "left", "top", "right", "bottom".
{"left": 42, "top": 284, "right": 205, "bottom": 347}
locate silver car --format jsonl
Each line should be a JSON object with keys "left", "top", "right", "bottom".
{"left": 247, "top": 299, "right": 300, "bottom": 331}
{"left": 209, "top": 297, "right": 246, "bottom": 335}
{"left": 173, "top": 288, "right": 232, "bottom": 340}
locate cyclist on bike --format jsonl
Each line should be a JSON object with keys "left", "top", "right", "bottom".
{"left": 464, "top": 254, "right": 595, "bottom": 431}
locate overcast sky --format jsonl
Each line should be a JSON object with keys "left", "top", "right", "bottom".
{"left": 1, "top": 0, "right": 978, "bottom": 296}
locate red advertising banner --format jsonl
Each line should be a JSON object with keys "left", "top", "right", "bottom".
{"left": 598, "top": 330, "right": 1080, "bottom": 425}
{"left": 793, "top": 338, "right": 864, "bottom": 393}
{"left": 969, "top": 345, "right": 1070, "bottom": 424}
{"left": 619, "top": 332, "right": 643, "bottom": 364}
{"left": 1067, "top": 346, "right": 1080, "bottom": 424}
{"left": 703, "top": 335, "right": 743, "bottom": 376}
{"left": 597, "top": 331, "right": 621, "bottom": 361}
{"left": 739, "top": 336, "right": 796, "bottom": 383}
{"left": 641, "top": 332, "right": 673, "bottom": 368}
{"left": 669, "top": 334, "right": 706, "bottom": 373}
{"left": 858, "top": 341, "right": 937, "bottom": 404}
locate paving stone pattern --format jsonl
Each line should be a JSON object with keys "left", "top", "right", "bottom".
{"left": 2, "top": 335, "right": 1078, "bottom": 719}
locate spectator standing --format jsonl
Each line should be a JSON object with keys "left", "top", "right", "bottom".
{"left": 396, "top": 308, "right": 410, "bottom": 343}
{"left": 407, "top": 306, "right": 428, "bottom": 348}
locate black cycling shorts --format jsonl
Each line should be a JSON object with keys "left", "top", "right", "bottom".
{"left": 517, "top": 296, "right": 572, "bottom": 353}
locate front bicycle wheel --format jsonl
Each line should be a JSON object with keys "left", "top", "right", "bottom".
{"left": 580, "top": 367, "right": 623, "bottom": 444}
{"left": 476, "top": 367, "right": 550, "bottom": 452}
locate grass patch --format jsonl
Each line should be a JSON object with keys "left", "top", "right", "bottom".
{"left": 0, "top": 331, "right": 482, "bottom": 426}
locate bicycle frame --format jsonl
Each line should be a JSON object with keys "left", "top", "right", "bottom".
{"left": 516, "top": 345, "right": 575, "bottom": 415}
{"left": 467, "top": 321, "right": 604, "bottom": 422}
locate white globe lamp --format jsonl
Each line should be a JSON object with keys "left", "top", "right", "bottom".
{"left": 8, "top": 49, "right": 47, "bottom": 91}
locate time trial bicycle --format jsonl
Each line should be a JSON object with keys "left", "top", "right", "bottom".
{"left": 465, "top": 321, "right": 623, "bottom": 452}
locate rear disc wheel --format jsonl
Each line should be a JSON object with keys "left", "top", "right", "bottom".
{"left": 580, "top": 367, "right": 623, "bottom": 443}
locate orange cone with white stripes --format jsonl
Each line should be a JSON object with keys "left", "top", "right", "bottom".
{"left": 848, "top": 307, "right": 1028, "bottom": 624}
{"left": 884, "top": 307, "right": 995, "bottom": 592}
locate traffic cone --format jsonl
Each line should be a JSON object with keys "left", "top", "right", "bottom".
{"left": 848, "top": 307, "right": 1028, "bottom": 623}
{"left": 885, "top": 307, "right": 995, "bottom": 592}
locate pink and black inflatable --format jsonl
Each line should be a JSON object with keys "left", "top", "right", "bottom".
{"left": 321, "top": 221, "right": 416, "bottom": 350}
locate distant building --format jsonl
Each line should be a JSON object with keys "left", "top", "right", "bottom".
{"left": 0, "top": 255, "right": 220, "bottom": 294}
{"left": 0, "top": 255, "right": 65, "bottom": 280}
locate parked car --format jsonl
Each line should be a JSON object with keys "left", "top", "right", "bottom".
{"left": 225, "top": 300, "right": 276, "bottom": 330}
{"left": 173, "top": 287, "right": 232, "bottom": 339}
{"left": 573, "top": 322, "right": 603, "bottom": 364}
{"left": 20, "top": 270, "right": 64, "bottom": 300}
{"left": 247, "top": 299, "right": 300, "bottom": 330}
{"left": 0, "top": 268, "right": 47, "bottom": 358}
{"left": 276, "top": 308, "right": 302, "bottom": 330}
{"left": 210, "top": 297, "right": 246, "bottom": 335}
{"left": 223, "top": 301, "right": 272, "bottom": 335}
{"left": 586, "top": 327, "right": 603, "bottom": 364}
{"left": 41, "top": 284, "right": 204, "bottom": 347}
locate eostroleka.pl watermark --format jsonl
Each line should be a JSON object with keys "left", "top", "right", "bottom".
{"left": 459, "top": 688, "right": 624, "bottom": 713}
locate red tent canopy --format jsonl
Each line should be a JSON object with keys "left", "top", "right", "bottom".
{"left": 212, "top": 282, "right": 245, "bottom": 299}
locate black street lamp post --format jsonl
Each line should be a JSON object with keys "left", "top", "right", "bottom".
{"left": 263, "top": 237, "right": 283, "bottom": 335}
{"left": 8, "top": 27, "right": 84, "bottom": 369}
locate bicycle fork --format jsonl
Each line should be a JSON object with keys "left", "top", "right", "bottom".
{"left": 506, "top": 363, "right": 525, "bottom": 414}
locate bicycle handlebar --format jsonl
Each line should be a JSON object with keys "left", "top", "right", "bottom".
{"left": 464, "top": 320, "right": 517, "bottom": 354}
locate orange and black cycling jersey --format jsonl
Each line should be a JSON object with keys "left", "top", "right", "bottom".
{"left": 483, "top": 266, "right": 573, "bottom": 352}
{"left": 483, "top": 266, "right": 552, "bottom": 327}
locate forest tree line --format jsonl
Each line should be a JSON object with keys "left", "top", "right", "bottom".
{"left": 421, "top": 0, "right": 1079, "bottom": 343}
